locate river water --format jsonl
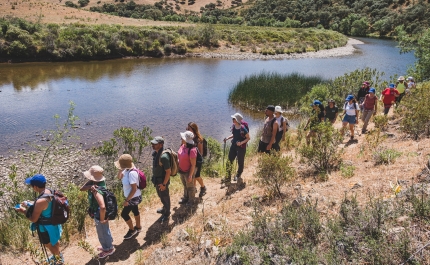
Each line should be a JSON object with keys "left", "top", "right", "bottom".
{"left": 0, "top": 38, "right": 416, "bottom": 154}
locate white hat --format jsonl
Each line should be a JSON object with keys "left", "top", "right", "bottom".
{"left": 398, "top": 76, "right": 405, "bottom": 81}
{"left": 180, "top": 131, "right": 195, "bottom": 145}
{"left": 274, "top": 106, "right": 283, "bottom": 113}
{"left": 230, "top": 113, "right": 243, "bottom": 124}
{"left": 407, "top": 76, "right": 414, "bottom": 80}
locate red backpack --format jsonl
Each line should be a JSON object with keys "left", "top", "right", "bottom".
{"left": 131, "top": 168, "right": 147, "bottom": 190}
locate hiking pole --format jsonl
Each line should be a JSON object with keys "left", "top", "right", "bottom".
{"left": 36, "top": 225, "right": 50, "bottom": 264}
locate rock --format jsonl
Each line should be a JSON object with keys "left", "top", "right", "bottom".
{"left": 212, "top": 246, "right": 219, "bottom": 256}
{"left": 352, "top": 182, "right": 363, "bottom": 189}
{"left": 204, "top": 220, "right": 216, "bottom": 231}
{"left": 176, "top": 247, "right": 182, "bottom": 252}
{"left": 389, "top": 227, "right": 405, "bottom": 234}
{"left": 292, "top": 196, "right": 307, "bottom": 207}
{"left": 176, "top": 229, "right": 189, "bottom": 242}
{"left": 205, "top": 240, "right": 213, "bottom": 250}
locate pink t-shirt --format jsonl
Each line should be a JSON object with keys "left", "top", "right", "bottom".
{"left": 178, "top": 144, "right": 197, "bottom": 173}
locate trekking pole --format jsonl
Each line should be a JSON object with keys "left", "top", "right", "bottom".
{"left": 222, "top": 141, "right": 226, "bottom": 173}
{"left": 36, "top": 225, "right": 50, "bottom": 264}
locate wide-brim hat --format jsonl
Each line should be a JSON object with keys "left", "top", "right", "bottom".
{"left": 274, "top": 106, "right": 283, "bottom": 113}
{"left": 398, "top": 76, "right": 405, "bottom": 81}
{"left": 230, "top": 113, "right": 243, "bottom": 124}
{"left": 114, "top": 154, "right": 135, "bottom": 170}
{"left": 83, "top": 165, "right": 105, "bottom": 182}
{"left": 180, "top": 131, "right": 195, "bottom": 145}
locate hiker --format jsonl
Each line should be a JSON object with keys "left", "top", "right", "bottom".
{"left": 360, "top": 87, "right": 378, "bottom": 134}
{"left": 324, "top": 99, "right": 338, "bottom": 124}
{"left": 15, "top": 174, "right": 64, "bottom": 265}
{"left": 273, "top": 106, "right": 288, "bottom": 151}
{"left": 407, "top": 76, "right": 416, "bottom": 92}
{"left": 341, "top": 95, "right": 360, "bottom": 141}
{"left": 187, "top": 122, "right": 207, "bottom": 198}
{"left": 381, "top": 83, "right": 400, "bottom": 115}
{"left": 115, "top": 154, "right": 142, "bottom": 239}
{"left": 357, "top": 81, "right": 370, "bottom": 111}
{"left": 257, "top": 105, "right": 278, "bottom": 153}
{"left": 80, "top": 166, "right": 115, "bottom": 259}
{"left": 178, "top": 131, "right": 198, "bottom": 205}
{"left": 304, "top": 100, "right": 325, "bottom": 145}
{"left": 395, "top": 76, "right": 407, "bottom": 104}
{"left": 223, "top": 113, "right": 250, "bottom": 184}
{"left": 151, "top": 136, "right": 171, "bottom": 223}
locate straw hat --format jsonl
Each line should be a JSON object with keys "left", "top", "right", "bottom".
{"left": 114, "top": 154, "right": 135, "bottom": 170}
{"left": 83, "top": 165, "right": 105, "bottom": 182}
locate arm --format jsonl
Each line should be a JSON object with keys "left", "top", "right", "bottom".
{"left": 26, "top": 198, "right": 48, "bottom": 223}
{"left": 124, "top": 183, "right": 137, "bottom": 206}
{"left": 223, "top": 134, "right": 233, "bottom": 142}
{"left": 117, "top": 169, "right": 123, "bottom": 180}
{"left": 80, "top": 180, "right": 93, "bottom": 191}
{"left": 158, "top": 155, "right": 171, "bottom": 191}
{"left": 267, "top": 122, "right": 278, "bottom": 150}
{"left": 197, "top": 141, "right": 203, "bottom": 155}
{"left": 94, "top": 191, "right": 107, "bottom": 222}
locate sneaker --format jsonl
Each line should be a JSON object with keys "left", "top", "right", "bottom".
{"left": 178, "top": 198, "right": 188, "bottom": 204}
{"left": 199, "top": 186, "right": 207, "bottom": 197}
{"left": 48, "top": 254, "right": 64, "bottom": 265}
{"left": 158, "top": 214, "right": 170, "bottom": 224}
{"left": 156, "top": 208, "right": 164, "bottom": 214}
{"left": 98, "top": 247, "right": 115, "bottom": 259}
{"left": 233, "top": 173, "right": 242, "bottom": 182}
{"left": 123, "top": 229, "right": 137, "bottom": 239}
{"left": 134, "top": 226, "right": 142, "bottom": 233}
{"left": 97, "top": 246, "right": 114, "bottom": 251}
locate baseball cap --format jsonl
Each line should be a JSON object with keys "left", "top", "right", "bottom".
{"left": 151, "top": 136, "right": 164, "bottom": 145}
{"left": 25, "top": 174, "right": 46, "bottom": 187}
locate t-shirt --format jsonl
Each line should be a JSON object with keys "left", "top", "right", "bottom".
{"left": 152, "top": 149, "right": 171, "bottom": 178}
{"left": 324, "top": 106, "right": 338, "bottom": 121}
{"left": 275, "top": 116, "right": 286, "bottom": 132}
{"left": 88, "top": 180, "right": 107, "bottom": 212}
{"left": 122, "top": 169, "right": 141, "bottom": 198}
{"left": 344, "top": 102, "right": 359, "bottom": 116}
{"left": 357, "top": 87, "right": 369, "bottom": 99}
{"left": 396, "top": 82, "right": 407, "bottom": 94}
{"left": 382, "top": 88, "right": 399, "bottom": 105}
{"left": 178, "top": 144, "right": 197, "bottom": 173}
{"left": 363, "top": 94, "right": 377, "bottom": 110}
{"left": 232, "top": 125, "right": 248, "bottom": 145}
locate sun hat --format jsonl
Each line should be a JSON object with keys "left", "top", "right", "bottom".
{"left": 230, "top": 113, "right": 243, "bottom": 124}
{"left": 407, "top": 76, "right": 414, "bottom": 80}
{"left": 114, "top": 154, "right": 135, "bottom": 170}
{"left": 398, "top": 76, "right": 405, "bottom": 81}
{"left": 274, "top": 106, "right": 283, "bottom": 113}
{"left": 310, "top": 99, "right": 322, "bottom": 106}
{"left": 25, "top": 174, "right": 46, "bottom": 187}
{"left": 180, "top": 131, "right": 195, "bottom": 145}
{"left": 151, "top": 136, "right": 164, "bottom": 145}
{"left": 345, "top": 95, "right": 354, "bottom": 101}
{"left": 362, "top": 81, "right": 370, "bottom": 86}
{"left": 83, "top": 165, "right": 105, "bottom": 182}
{"left": 369, "top": 88, "right": 376, "bottom": 94}
{"left": 389, "top": 83, "right": 395, "bottom": 88}
{"left": 266, "top": 105, "right": 275, "bottom": 112}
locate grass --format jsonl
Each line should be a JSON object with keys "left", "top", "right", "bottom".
{"left": 228, "top": 72, "right": 326, "bottom": 110}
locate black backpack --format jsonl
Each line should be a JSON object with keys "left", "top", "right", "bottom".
{"left": 94, "top": 187, "right": 118, "bottom": 221}
{"left": 32, "top": 189, "right": 70, "bottom": 225}
{"left": 202, "top": 138, "right": 208, "bottom": 157}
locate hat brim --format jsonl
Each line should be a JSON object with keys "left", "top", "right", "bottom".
{"left": 150, "top": 139, "right": 159, "bottom": 144}
{"left": 83, "top": 171, "right": 106, "bottom": 182}
{"left": 24, "top": 177, "right": 32, "bottom": 185}
{"left": 114, "top": 160, "right": 135, "bottom": 170}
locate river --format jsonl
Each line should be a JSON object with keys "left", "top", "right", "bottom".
{"left": 0, "top": 38, "right": 416, "bottom": 154}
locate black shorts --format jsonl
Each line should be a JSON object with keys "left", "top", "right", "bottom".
{"left": 38, "top": 231, "right": 50, "bottom": 245}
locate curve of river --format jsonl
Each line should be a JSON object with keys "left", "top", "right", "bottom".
{"left": 0, "top": 37, "right": 416, "bottom": 154}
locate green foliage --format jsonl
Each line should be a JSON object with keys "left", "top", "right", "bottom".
{"left": 229, "top": 72, "right": 326, "bottom": 110}
{"left": 78, "top": 0, "right": 90, "bottom": 7}
{"left": 298, "top": 122, "right": 343, "bottom": 174}
{"left": 202, "top": 136, "right": 222, "bottom": 176}
{"left": 255, "top": 152, "right": 295, "bottom": 198}
{"left": 410, "top": 184, "right": 430, "bottom": 219}
{"left": 112, "top": 126, "right": 152, "bottom": 162}
{"left": 373, "top": 148, "right": 402, "bottom": 165}
{"left": 399, "top": 82, "right": 430, "bottom": 139}
{"left": 340, "top": 163, "right": 355, "bottom": 178}
{"left": 65, "top": 1, "right": 78, "bottom": 8}
{"left": 61, "top": 184, "right": 88, "bottom": 241}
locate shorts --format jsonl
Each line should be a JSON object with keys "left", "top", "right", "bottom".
{"left": 39, "top": 231, "right": 50, "bottom": 245}
{"left": 342, "top": 114, "right": 357, "bottom": 124}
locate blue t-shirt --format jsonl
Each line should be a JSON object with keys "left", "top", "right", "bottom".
{"left": 232, "top": 125, "right": 248, "bottom": 145}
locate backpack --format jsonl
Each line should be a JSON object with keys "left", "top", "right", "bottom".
{"left": 344, "top": 101, "right": 357, "bottom": 110}
{"left": 97, "top": 187, "right": 118, "bottom": 220}
{"left": 130, "top": 168, "right": 147, "bottom": 190}
{"left": 202, "top": 138, "right": 208, "bottom": 157}
{"left": 231, "top": 120, "right": 250, "bottom": 139}
{"left": 188, "top": 146, "right": 203, "bottom": 165}
{"left": 36, "top": 189, "right": 70, "bottom": 225}
{"left": 159, "top": 148, "right": 179, "bottom": 176}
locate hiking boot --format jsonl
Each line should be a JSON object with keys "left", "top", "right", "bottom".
{"left": 156, "top": 208, "right": 164, "bottom": 214}
{"left": 158, "top": 214, "right": 170, "bottom": 224}
{"left": 350, "top": 136, "right": 354, "bottom": 141}
{"left": 47, "top": 254, "right": 64, "bottom": 265}
{"left": 123, "top": 229, "right": 137, "bottom": 239}
{"left": 233, "top": 173, "right": 242, "bottom": 182}
{"left": 178, "top": 198, "right": 189, "bottom": 204}
{"left": 134, "top": 226, "right": 142, "bottom": 233}
{"left": 98, "top": 247, "right": 115, "bottom": 259}
{"left": 199, "top": 186, "right": 207, "bottom": 197}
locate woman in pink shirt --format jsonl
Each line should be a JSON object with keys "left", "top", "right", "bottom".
{"left": 178, "top": 131, "right": 197, "bottom": 205}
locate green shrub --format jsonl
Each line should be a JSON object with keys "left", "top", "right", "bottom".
{"left": 372, "top": 148, "right": 402, "bottom": 165}
{"left": 298, "top": 122, "right": 343, "bottom": 175}
{"left": 255, "top": 152, "right": 295, "bottom": 198}
{"left": 340, "top": 163, "right": 355, "bottom": 178}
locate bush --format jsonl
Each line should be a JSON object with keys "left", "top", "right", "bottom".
{"left": 340, "top": 163, "right": 355, "bottom": 178}
{"left": 255, "top": 152, "right": 295, "bottom": 198}
{"left": 298, "top": 122, "right": 343, "bottom": 175}
{"left": 373, "top": 148, "right": 402, "bottom": 165}
{"left": 65, "top": 1, "right": 78, "bottom": 8}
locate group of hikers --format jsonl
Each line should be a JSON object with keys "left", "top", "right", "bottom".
{"left": 305, "top": 76, "right": 415, "bottom": 142}
{"left": 12, "top": 76, "right": 415, "bottom": 264}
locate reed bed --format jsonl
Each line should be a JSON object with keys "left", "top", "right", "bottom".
{"left": 228, "top": 72, "right": 326, "bottom": 110}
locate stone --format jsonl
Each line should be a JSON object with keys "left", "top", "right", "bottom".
{"left": 205, "top": 240, "right": 213, "bottom": 250}
{"left": 176, "top": 247, "right": 182, "bottom": 252}
{"left": 352, "top": 182, "right": 363, "bottom": 189}
{"left": 204, "top": 220, "right": 216, "bottom": 231}
{"left": 389, "top": 227, "right": 405, "bottom": 234}
{"left": 176, "top": 229, "right": 189, "bottom": 242}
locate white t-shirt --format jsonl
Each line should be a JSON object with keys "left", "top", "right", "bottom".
{"left": 275, "top": 116, "right": 286, "bottom": 132}
{"left": 345, "top": 102, "right": 359, "bottom": 116}
{"left": 122, "top": 169, "right": 141, "bottom": 198}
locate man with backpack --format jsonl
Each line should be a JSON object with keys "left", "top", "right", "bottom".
{"left": 151, "top": 136, "right": 172, "bottom": 223}
{"left": 257, "top": 105, "right": 278, "bottom": 154}
{"left": 357, "top": 81, "right": 370, "bottom": 111}
{"left": 15, "top": 174, "right": 64, "bottom": 265}
{"left": 80, "top": 165, "right": 115, "bottom": 259}
{"left": 115, "top": 154, "right": 142, "bottom": 240}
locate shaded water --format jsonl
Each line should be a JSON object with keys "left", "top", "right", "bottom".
{"left": 0, "top": 38, "right": 416, "bottom": 154}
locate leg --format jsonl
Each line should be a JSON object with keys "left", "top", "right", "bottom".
{"left": 341, "top": 122, "right": 348, "bottom": 135}
{"left": 179, "top": 172, "right": 189, "bottom": 201}
{"left": 362, "top": 110, "right": 372, "bottom": 131}
{"left": 157, "top": 185, "right": 171, "bottom": 216}
{"left": 121, "top": 206, "right": 134, "bottom": 230}
{"left": 384, "top": 106, "right": 390, "bottom": 115}
{"left": 257, "top": 140, "right": 268, "bottom": 153}
{"left": 131, "top": 205, "right": 141, "bottom": 229}
{"left": 226, "top": 145, "right": 237, "bottom": 180}
{"left": 236, "top": 146, "right": 246, "bottom": 176}
{"left": 185, "top": 171, "right": 196, "bottom": 204}
{"left": 95, "top": 218, "right": 113, "bottom": 251}
{"left": 273, "top": 131, "right": 282, "bottom": 151}
{"left": 349, "top": 123, "right": 354, "bottom": 139}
